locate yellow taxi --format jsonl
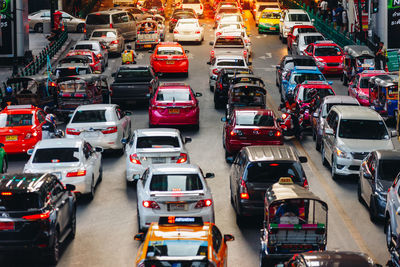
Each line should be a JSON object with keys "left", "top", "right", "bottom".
{"left": 258, "top": 8, "right": 282, "bottom": 34}
{"left": 134, "top": 216, "right": 234, "bottom": 267}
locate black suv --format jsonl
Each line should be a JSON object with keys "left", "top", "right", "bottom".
{"left": 229, "top": 145, "right": 308, "bottom": 224}
{"left": 0, "top": 173, "right": 76, "bottom": 264}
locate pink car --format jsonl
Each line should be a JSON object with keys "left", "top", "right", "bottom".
{"left": 149, "top": 83, "right": 201, "bottom": 129}
{"left": 348, "top": 70, "right": 387, "bottom": 106}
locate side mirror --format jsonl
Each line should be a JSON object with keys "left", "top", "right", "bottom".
{"left": 325, "top": 128, "right": 334, "bottom": 135}
{"left": 328, "top": 81, "right": 333, "bottom": 85}
{"left": 27, "top": 149, "right": 34, "bottom": 155}
{"left": 224, "top": 234, "right": 235, "bottom": 242}
{"left": 221, "top": 117, "right": 227, "bottom": 122}
{"left": 121, "top": 138, "right": 128, "bottom": 145}
{"left": 226, "top": 156, "right": 234, "bottom": 164}
{"left": 299, "top": 156, "right": 308, "bottom": 163}
{"left": 195, "top": 92, "right": 202, "bottom": 97}
{"left": 275, "top": 65, "right": 280, "bottom": 69}
{"left": 205, "top": 172, "right": 215, "bottom": 178}
{"left": 65, "top": 184, "right": 76, "bottom": 191}
{"left": 313, "top": 112, "right": 319, "bottom": 118}
{"left": 95, "top": 147, "right": 103, "bottom": 153}
{"left": 363, "top": 172, "right": 372, "bottom": 179}
{"left": 185, "top": 50, "right": 190, "bottom": 53}
{"left": 206, "top": 61, "right": 211, "bottom": 65}
{"left": 184, "top": 136, "right": 192, "bottom": 144}
{"left": 391, "top": 130, "right": 398, "bottom": 137}
{"left": 0, "top": 143, "right": 4, "bottom": 148}
{"left": 209, "top": 41, "right": 214, "bottom": 46}
{"left": 134, "top": 233, "right": 145, "bottom": 241}
{"left": 125, "top": 110, "right": 133, "bottom": 116}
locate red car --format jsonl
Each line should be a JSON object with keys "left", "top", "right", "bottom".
{"left": 150, "top": 42, "right": 189, "bottom": 76}
{"left": 348, "top": 70, "right": 387, "bottom": 106}
{"left": 293, "top": 81, "right": 336, "bottom": 106}
{"left": 65, "top": 49, "right": 102, "bottom": 73}
{"left": 149, "top": 83, "right": 201, "bottom": 129}
{"left": 222, "top": 108, "right": 283, "bottom": 158}
{"left": 287, "top": 25, "right": 317, "bottom": 53}
{"left": 303, "top": 40, "right": 344, "bottom": 75}
{"left": 0, "top": 105, "right": 47, "bottom": 154}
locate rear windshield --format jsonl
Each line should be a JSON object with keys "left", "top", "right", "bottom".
{"left": 72, "top": 110, "right": 107, "bottom": 123}
{"left": 0, "top": 113, "right": 33, "bottom": 127}
{"left": 303, "top": 35, "right": 324, "bottom": 45}
{"left": 55, "top": 67, "right": 92, "bottom": 77}
{"left": 338, "top": 119, "right": 389, "bottom": 140}
{"left": 217, "top": 60, "right": 245, "bottom": 67}
{"left": 183, "top": 0, "right": 200, "bottom": 3}
{"left": 288, "top": 13, "right": 310, "bottom": 22}
{"left": 157, "top": 47, "right": 183, "bottom": 55}
{"left": 156, "top": 89, "right": 192, "bottom": 101}
{"left": 115, "top": 69, "right": 152, "bottom": 82}
{"left": 261, "top": 12, "right": 281, "bottom": 18}
{"left": 219, "top": 8, "right": 239, "bottom": 13}
{"left": 220, "top": 15, "right": 241, "bottom": 23}
{"left": 314, "top": 46, "right": 342, "bottom": 57}
{"left": 291, "top": 73, "right": 325, "bottom": 84}
{"left": 150, "top": 174, "right": 203, "bottom": 191}
{"left": 219, "top": 24, "right": 241, "bottom": 30}
{"left": 291, "top": 58, "right": 317, "bottom": 67}
{"left": 303, "top": 88, "right": 334, "bottom": 102}
{"left": 91, "top": 31, "right": 117, "bottom": 38}
{"left": 245, "top": 162, "right": 303, "bottom": 183}
{"left": 146, "top": 240, "right": 208, "bottom": 257}
{"left": 136, "top": 136, "right": 180, "bottom": 148}
{"left": 174, "top": 12, "right": 196, "bottom": 19}
{"left": 74, "top": 44, "right": 94, "bottom": 50}
{"left": 59, "top": 57, "right": 89, "bottom": 64}
{"left": 33, "top": 148, "right": 79, "bottom": 163}
{"left": 215, "top": 37, "right": 244, "bottom": 46}
{"left": 86, "top": 14, "right": 110, "bottom": 25}
{"left": 0, "top": 193, "right": 42, "bottom": 211}
{"left": 59, "top": 80, "right": 87, "bottom": 93}
{"left": 236, "top": 111, "right": 274, "bottom": 126}
{"left": 379, "top": 160, "right": 400, "bottom": 181}
{"left": 297, "top": 27, "right": 317, "bottom": 34}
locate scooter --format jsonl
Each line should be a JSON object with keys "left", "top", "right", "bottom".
{"left": 279, "top": 109, "right": 305, "bottom": 140}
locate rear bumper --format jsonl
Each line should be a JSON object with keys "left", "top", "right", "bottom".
{"left": 0, "top": 232, "right": 52, "bottom": 252}
{"left": 66, "top": 133, "right": 122, "bottom": 150}
{"left": 3, "top": 139, "right": 39, "bottom": 154}
{"left": 152, "top": 61, "right": 188, "bottom": 73}
{"left": 149, "top": 109, "right": 199, "bottom": 126}
{"left": 226, "top": 139, "right": 283, "bottom": 154}
{"left": 173, "top": 34, "right": 202, "bottom": 42}
{"left": 238, "top": 199, "right": 264, "bottom": 216}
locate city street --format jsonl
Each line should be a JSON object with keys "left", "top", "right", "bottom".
{"left": 2, "top": 7, "right": 393, "bottom": 267}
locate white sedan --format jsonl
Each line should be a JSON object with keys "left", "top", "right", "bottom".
{"left": 65, "top": 104, "right": 132, "bottom": 150}
{"left": 173, "top": 18, "right": 204, "bottom": 43}
{"left": 137, "top": 164, "right": 215, "bottom": 231}
{"left": 23, "top": 138, "right": 103, "bottom": 199}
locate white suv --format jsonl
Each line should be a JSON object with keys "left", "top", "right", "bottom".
{"left": 180, "top": 0, "right": 204, "bottom": 17}
{"left": 279, "top": 9, "right": 313, "bottom": 43}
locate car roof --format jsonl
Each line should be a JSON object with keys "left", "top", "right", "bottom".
{"left": 332, "top": 105, "right": 382, "bottom": 120}
{"left": 243, "top": 145, "right": 299, "bottom": 162}
{"left": 88, "top": 10, "right": 125, "bottom": 15}
{"left": 300, "top": 251, "right": 373, "bottom": 266}
{"left": 149, "top": 164, "right": 200, "bottom": 174}
{"left": 135, "top": 128, "right": 180, "bottom": 137}
{"left": 0, "top": 173, "right": 53, "bottom": 192}
{"left": 177, "top": 18, "right": 198, "bottom": 23}
{"left": 298, "top": 32, "right": 324, "bottom": 37}
{"left": 235, "top": 108, "right": 274, "bottom": 116}
{"left": 322, "top": 95, "right": 360, "bottom": 104}
{"left": 215, "top": 55, "right": 245, "bottom": 60}
{"left": 35, "top": 138, "right": 84, "bottom": 149}
{"left": 375, "top": 150, "right": 400, "bottom": 161}
{"left": 75, "top": 104, "right": 117, "bottom": 111}
{"left": 286, "top": 9, "right": 307, "bottom": 14}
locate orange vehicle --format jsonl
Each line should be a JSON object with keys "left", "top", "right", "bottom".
{"left": 0, "top": 105, "right": 47, "bottom": 154}
{"left": 134, "top": 216, "right": 234, "bottom": 267}
{"left": 150, "top": 42, "right": 189, "bottom": 77}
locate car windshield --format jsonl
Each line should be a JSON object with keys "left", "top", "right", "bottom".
{"left": 303, "top": 35, "right": 324, "bottom": 45}
{"left": 361, "top": 58, "right": 375, "bottom": 66}
{"left": 86, "top": 14, "right": 110, "bottom": 25}
{"left": 59, "top": 57, "right": 89, "bottom": 64}
{"left": 215, "top": 37, "right": 244, "bottom": 46}
{"left": 72, "top": 110, "right": 107, "bottom": 123}
{"left": 338, "top": 119, "right": 389, "bottom": 140}
{"left": 284, "top": 59, "right": 316, "bottom": 69}
{"left": 245, "top": 161, "right": 303, "bottom": 183}
{"left": 59, "top": 80, "right": 87, "bottom": 93}
{"left": 261, "top": 12, "right": 281, "bottom": 18}
{"left": 136, "top": 136, "right": 180, "bottom": 148}
{"left": 232, "top": 88, "right": 265, "bottom": 105}
{"left": 150, "top": 174, "right": 203, "bottom": 191}
{"left": 91, "top": 31, "right": 117, "bottom": 38}
{"left": 220, "top": 15, "right": 241, "bottom": 23}
{"left": 314, "top": 46, "right": 342, "bottom": 57}
{"left": 291, "top": 73, "right": 325, "bottom": 84}
{"left": 288, "top": 13, "right": 310, "bottom": 22}
{"left": 156, "top": 89, "right": 192, "bottom": 101}
{"left": 0, "top": 193, "right": 42, "bottom": 211}
{"left": 236, "top": 111, "right": 274, "bottom": 126}
{"left": 379, "top": 160, "right": 400, "bottom": 181}
{"left": 217, "top": 60, "right": 245, "bottom": 66}
{"left": 115, "top": 69, "right": 152, "bottom": 82}
{"left": 0, "top": 113, "right": 33, "bottom": 127}
{"left": 303, "top": 88, "right": 334, "bottom": 102}
{"left": 157, "top": 47, "right": 183, "bottom": 55}
{"left": 55, "top": 67, "right": 91, "bottom": 77}
{"left": 146, "top": 240, "right": 208, "bottom": 257}
{"left": 33, "top": 148, "right": 80, "bottom": 163}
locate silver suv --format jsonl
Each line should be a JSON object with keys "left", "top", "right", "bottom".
{"left": 321, "top": 105, "right": 396, "bottom": 179}
{"left": 385, "top": 172, "right": 400, "bottom": 249}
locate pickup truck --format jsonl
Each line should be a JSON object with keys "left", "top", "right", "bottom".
{"left": 110, "top": 65, "right": 159, "bottom": 106}
{"left": 209, "top": 33, "right": 250, "bottom": 63}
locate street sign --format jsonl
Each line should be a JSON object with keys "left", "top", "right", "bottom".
{"left": 387, "top": 50, "right": 400, "bottom": 72}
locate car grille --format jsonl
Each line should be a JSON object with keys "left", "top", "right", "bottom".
{"left": 349, "top": 165, "right": 360, "bottom": 171}
{"left": 326, "top": 63, "right": 340, "bottom": 67}
{"left": 351, "top": 152, "right": 368, "bottom": 160}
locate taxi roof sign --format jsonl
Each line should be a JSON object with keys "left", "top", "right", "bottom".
{"left": 278, "top": 177, "right": 294, "bottom": 185}
{"left": 159, "top": 216, "right": 203, "bottom": 226}
{"left": 6, "top": 105, "right": 34, "bottom": 110}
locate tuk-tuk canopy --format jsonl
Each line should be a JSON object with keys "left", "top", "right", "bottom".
{"left": 231, "top": 83, "right": 267, "bottom": 95}
{"left": 7, "top": 75, "right": 55, "bottom": 86}
{"left": 231, "top": 74, "right": 265, "bottom": 86}
{"left": 369, "top": 74, "right": 399, "bottom": 88}
{"left": 57, "top": 74, "right": 106, "bottom": 93}
{"left": 56, "top": 74, "right": 106, "bottom": 84}
{"left": 344, "top": 45, "right": 374, "bottom": 58}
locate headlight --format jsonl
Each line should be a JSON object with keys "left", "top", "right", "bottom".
{"left": 358, "top": 94, "right": 369, "bottom": 100}
{"left": 336, "top": 148, "right": 348, "bottom": 158}
{"left": 316, "top": 61, "right": 326, "bottom": 68}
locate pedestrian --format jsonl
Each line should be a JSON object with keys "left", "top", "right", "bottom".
{"left": 319, "top": 0, "right": 328, "bottom": 20}
{"left": 332, "top": 8, "right": 336, "bottom": 27}
{"left": 342, "top": 8, "right": 348, "bottom": 32}
{"left": 375, "top": 42, "right": 387, "bottom": 70}
{"left": 335, "top": 5, "right": 343, "bottom": 29}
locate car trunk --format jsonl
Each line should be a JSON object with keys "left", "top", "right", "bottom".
{"left": 153, "top": 101, "right": 196, "bottom": 116}
{"left": 67, "top": 122, "right": 116, "bottom": 139}
{"left": 150, "top": 191, "right": 205, "bottom": 214}
{"left": 25, "top": 162, "right": 82, "bottom": 180}
{"left": 232, "top": 126, "right": 281, "bottom": 141}
{"left": 136, "top": 148, "right": 183, "bottom": 165}
{"left": 0, "top": 126, "right": 33, "bottom": 143}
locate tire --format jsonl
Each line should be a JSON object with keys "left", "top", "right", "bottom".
{"left": 342, "top": 74, "right": 348, "bottom": 86}
{"left": 77, "top": 24, "right": 85, "bottom": 33}
{"left": 315, "top": 135, "right": 321, "bottom": 151}
{"left": 69, "top": 207, "right": 76, "bottom": 239}
{"left": 236, "top": 212, "right": 245, "bottom": 227}
{"left": 46, "top": 230, "right": 60, "bottom": 265}
{"left": 386, "top": 218, "right": 394, "bottom": 250}
{"left": 137, "top": 208, "right": 143, "bottom": 232}
{"left": 357, "top": 179, "right": 363, "bottom": 203}
{"left": 321, "top": 143, "right": 328, "bottom": 166}
{"left": 225, "top": 150, "right": 231, "bottom": 163}
{"left": 88, "top": 176, "right": 95, "bottom": 200}
{"left": 369, "top": 197, "right": 378, "bottom": 222}
{"left": 1, "top": 158, "right": 6, "bottom": 173}
{"left": 97, "top": 166, "right": 103, "bottom": 183}
{"left": 331, "top": 157, "right": 338, "bottom": 180}
{"left": 34, "top": 23, "right": 43, "bottom": 33}
{"left": 312, "top": 128, "right": 316, "bottom": 140}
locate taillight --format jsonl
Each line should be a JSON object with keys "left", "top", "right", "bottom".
{"left": 281, "top": 113, "right": 288, "bottom": 120}
{"left": 22, "top": 211, "right": 50, "bottom": 221}
{"left": 101, "top": 126, "right": 117, "bottom": 134}
{"left": 110, "top": 23, "right": 113, "bottom": 28}
{"left": 216, "top": 15, "right": 220, "bottom": 20}
{"left": 171, "top": 18, "right": 177, "bottom": 23}
{"left": 195, "top": 30, "right": 200, "bottom": 34}
{"left": 195, "top": 199, "right": 212, "bottom": 208}
{"left": 66, "top": 128, "right": 81, "bottom": 135}
{"left": 275, "top": 131, "right": 282, "bottom": 137}
{"left": 243, "top": 50, "right": 248, "bottom": 58}
{"left": 130, "top": 154, "right": 141, "bottom": 164}
{"left": 218, "top": 83, "right": 223, "bottom": 91}
{"left": 111, "top": 40, "right": 119, "bottom": 44}
{"left": 303, "top": 178, "right": 309, "bottom": 189}
{"left": 84, "top": 25, "right": 86, "bottom": 33}
{"left": 211, "top": 50, "right": 215, "bottom": 57}
{"left": 176, "top": 153, "right": 187, "bottom": 163}
{"left": 239, "top": 179, "right": 249, "bottom": 199}
{"left": 216, "top": 32, "right": 221, "bottom": 36}
{"left": 212, "top": 68, "right": 219, "bottom": 75}
{"left": 97, "top": 54, "right": 103, "bottom": 59}
{"left": 142, "top": 200, "right": 160, "bottom": 209}
{"left": 245, "top": 39, "right": 250, "bottom": 44}
{"left": 173, "top": 29, "right": 179, "bottom": 34}
{"left": 66, "top": 170, "right": 86, "bottom": 177}
{"left": 200, "top": 4, "right": 203, "bottom": 9}
{"left": 230, "top": 129, "right": 243, "bottom": 136}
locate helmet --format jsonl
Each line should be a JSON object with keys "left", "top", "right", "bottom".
{"left": 5, "top": 86, "right": 12, "bottom": 94}
{"left": 287, "top": 92, "right": 294, "bottom": 103}
{"left": 45, "top": 114, "right": 56, "bottom": 125}
{"left": 126, "top": 44, "right": 132, "bottom": 50}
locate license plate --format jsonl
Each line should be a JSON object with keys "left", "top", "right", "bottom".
{"left": 168, "top": 203, "right": 187, "bottom": 211}
{"left": 5, "top": 135, "right": 17, "bottom": 141}
{"left": 169, "top": 108, "right": 180, "bottom": 114}
{"left": 0, "top": 221, "right": 14, "bottom": 231}
{"left": 270, "top": 27, "right": 276, "bottom": 30}
{"left": 144, "top": 44, "right": 152, "bottom": 48}
{"left": 84, "top": 132, "right": 99, "bottom": 138}
{"left": 329, "top": 68, "right": 337, "bottom": 72}
{"left": 152, "top": 157, "right": 166, "bottom": 164}
{"left": 166, "top": 61, "right": 175, "bottom": 64}
{"left": 183, "top": 31, "right": 191, "bottom": 34}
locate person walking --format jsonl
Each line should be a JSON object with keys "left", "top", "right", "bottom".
{"left": 319, "top": 0, "right": 328, "bottom": 20}
{"left": 342, "top": 8, "right": 348, "bottom": 32}
{"left": 375, "top": 42, "right": 387, "bottom": 70}
{"left": 335, "top": 5, "right": 343, "bottom": 29}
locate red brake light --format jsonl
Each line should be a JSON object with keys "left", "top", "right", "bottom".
{"left": 195, "top": 199, "right": 213, "bottom": 208}
{"left": 240, "top": 193, "right": 249, "bottom": 199}
{"left": 212, "top": 68, "right": 219, "bottom": 75}
{"left": 216, "top": 32, "right": 221, "bottom": 36}
{"left": 211, "top": 50, "right": 215, "bottom": 57}
{"left": 171, "top": 18, "right": 177, "bottom": 23}
{"left": 173, "top": 29, "right": 179, "bottom": 34}
{"left": 142, "top": 200, "right": 160, "bottom": 209}
{"left": 243, "top": 50, "right": 248, "bottom": 57}
{"left": 66, "top": 128, "right": 81, "bottom": 135}
{"left": 281, "top": 113, "right": 287, "bottom": 120}
{"left": 176, "top": 153, "right": 187, "bottom": 163}
{"left": 1, "top": 192, "right": 12, "bottom": 196}
{"left": 200, "top": 4, "right": 203, "bottom": 9}
{"left": 66, "top": 170, "right": 86, "bottom": 177}
{"left": 195, "top": 30, "right": 200, "bottom": 34}
{"left": 97, "top": 54, "right": 103, "bottom": 59}
{"left": 101, "top": 126, "right": 118, "bottom": 134}
{"left": 239, "top": 179, "right": 249, "bottom": 199}
{"left": 130, "top": 154, "right": 141, "bottom": 164}
{"left": 270, "top": 163, "right": 279, "bottom": 166}
{"left": 110, "top": 23, "right": 113, "bottom": 28}
{"left": 303, "top": 178, "right": 309, "bottom": 189}
{"left": 275, "top": 131, "right": 282, "bottom": 137}
{"left": 22, "top": 211, "right": 50, "bottom": 221}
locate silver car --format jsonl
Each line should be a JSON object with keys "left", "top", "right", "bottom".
{"left": 89, "top": 28, "right": 125, "bottom": 54}
{"left": 208, "top": 55, "right": 250, "bottom": 90}
{"left": 125, "top": 128, "right": 191, "bottom": 182}
{"left": 385, "top": 172, "right": 400, "bottom": 250}
{"left": 321, "top": 105, "right": 396, "bottom": 179}
{"left": 72, "top": 40, "right": 109, "bottom": 72}
{"left": 29, "top": 10, "right": 85, "bottom": 33}
{"left": 136, "top": 164, "right": 215, "bottom": 231}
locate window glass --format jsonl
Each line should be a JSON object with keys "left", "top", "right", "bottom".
{"left": 92, "top": 31, "right": 117, "bottom": 38}
{"left": 215, "top": 37, "right": 244, "bottom": 46}
{"left": 86, "top": 14, "right": 110, "bottom": 25}
{"left": 33, "top": 148, "right": 80, "bottom": 163}
{"left": 303, "top": 35, "right": 325, "bottom": 45}
{"left": 288, "top": 13, "right": 310, "bottom": 22}
{"left": 261, "top": 12, "right": 281, "bottom": 19}
{"left": 379, "top": 159, "right": 400, "bottom": 181}
{"left": 0, "top": 113, "right": 33, "bottom": 127}
{"left": 149, "top": 174, "right": 203, "bottom": 191}
{"left": 245, "top": 162, "right": 304, "bottom": 183}
{"left": 0, "top": 192, "right": 43, "bottom": 211}
{"left": 72, "top": 110, "right": 108, "bottom": 123}
{"left": 157, "top": 47, "right": 183, "bottom": 55}
{"left": 236, "top": 111, "right": 274, "bottom": 126}
{"left": 338, "top": 119, "right": 389, "bottom": 140}
{"left": 216, "top": 60, "right": 245, "bottom": 67}
{"left": 156, "top": 89, "right": 192, "bottom": 101}
{"left": 136, "top": 136, "right": 180, "bottom": 148}
{"left": 146, "top": 240, "right": 208, "bottom": 257}
{"left": 212, "top": 226, "right": 223, "bottom": 252}
{"left": 314, "top": 46, "right": 342, "bottom": 57}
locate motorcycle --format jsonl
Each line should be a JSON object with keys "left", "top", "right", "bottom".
{"left": 279, "top": 109, "right": 305, "bottom": 140}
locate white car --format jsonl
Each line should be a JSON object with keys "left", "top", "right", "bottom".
{"left": 125, "top": 128, "right": 192, "bottom": 182}
{"left": 214, "top": 24, "right": 252, "bottom": 55}
{"left": 66, "top": 104, "right": 132, "bottom": 150}
{"left": 136, "top": 164, "right": 215, "bottom": 231}
{"left": 23, "top": 138, "right": 103, "bottom": 199}
{"left": 180, "top": 0, "right": 204, "bottom": 17}
{"left": 173, "top": 18, "right": 204, "bottom": 43}
{"left": 72, "top": 40, "right": 109, "bottom": 71}
{"left": 294, "top": 32, "right": 325, "bottom": 55}
{"left": 218, "top": 13, "right": 246, "bottom": 28}
{"left": 208, "top": 55, "right": 250, "bottom": 89}
{"left": 279, "top": 9, "right": 313, "bottom": 42}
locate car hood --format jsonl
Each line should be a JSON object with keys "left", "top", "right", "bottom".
{"left": 337, "top": 138, "right": 394, "bottom": 153}
{"left": 259, "top": 18, "right": 280, "bottom": 24}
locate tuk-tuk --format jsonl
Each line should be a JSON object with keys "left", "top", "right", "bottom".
{"left": 135, "top": 20, "right": 161, "bottom": 50}
{"left": 368, "top": 73, "right": 399, "bottom": 119}
{"left": 342, "top": 45, "right": 375, "bottom": 85}
{"left": 5, "top": 75, "right": 58, "bottom": 110}
{"left": 141, "top": 14, "right": 165, "bottom": 41}
{"left": 260, "top": 178, "right": 328, "bottom": 266}
{"left": 56, "top": 74, "right": 109, "bottom": 120}
{"left": 229, "top": 74, "right": 265, "bottom": 89}
{"left": 226, "top": 83, "right": 267, "bottom": 118}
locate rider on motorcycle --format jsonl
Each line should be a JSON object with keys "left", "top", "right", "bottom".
{"left": 280, "top": 92, "right": 300, "bottom": 138}
{"left": 121, "top": 44, "right": 137, "bottom": 65}
{"left": 42, "top": 114, "right": 57, "bottom": 139}
{"left": 307, "top": 88, "right": 321, "bottom": 114}
{"left": 1, "top": 86, "right": 18, "bottom": 109}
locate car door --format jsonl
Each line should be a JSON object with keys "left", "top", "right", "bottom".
{"left": 127, "top": 13, "right": 137, "bottom": 39}
{"left": 212, "top": 225, "right": 226, "bottom": 266}
{"left": 115, "top": 107, "right": 129, "bottom": 139}
{"left": 361, "top": 153, "right": 374, "bottom": 204}
{"left": 323, "top": 111, "right": 335, "bottom": 164}
{"left": 37, "top": 110, "right": 46, "bottom": 137}
{"left": 51, "top": 180, "right": 70, "bottom": 233}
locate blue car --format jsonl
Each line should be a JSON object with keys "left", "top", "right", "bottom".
{"left": 280, "top": 66, "right": 330, "bottom": 101}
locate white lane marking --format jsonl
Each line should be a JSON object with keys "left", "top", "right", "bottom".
{"left": 136, "top": 53, "right": 144, "bottom": 60}
{"left": 257, "top": 53, "right": 272, "bottom": 60}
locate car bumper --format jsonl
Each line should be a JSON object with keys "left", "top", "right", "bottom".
{"left": 238, "top": 199, "right": 264, "bottom": 216}
{"left": 111, "top": 95, "right": 149, "bottom": 105}
{"left": 149, "top": 109, "right": 199, "bottom": 126}
{"left": 226, "top": 139, "right": 283, "bottom": 154}
{"left": 152, "top": 61, "right": 188, "bottom": 73}
{"left": 258, "top": 24, "right": 279, "bottom": 32}
{"left": 319, "top": 66, "right": 343, "bottom": 74}
{"left": 0, "top": 232, "right": 52, "bottom": 252}
{"left": 62, "top": 176, "right": 91, "bottom": 194}
{"left": 335, "top": 157, "right": 362, "bottom": 176}
{"left": 3, "top": 139, "right": 39, "bottom": 154}
{"left": 66, "top": 133, "right": 122, "bottom": 150}
{"left": 173, "top": 33, "right": 202, "bottom": 42}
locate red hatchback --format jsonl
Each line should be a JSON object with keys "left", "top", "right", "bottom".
{"left": 149, "top": 83, "right": 201, "bottom": 129}
{"left": 222, "top": 108, "right": 283, "bottom": 158}
{"left": 65, "top": 49, "right": 102, "bottom": 73}
{"left": 0, "top": 105, "right": 47, "bottom": 154}
{"left": 150, "top": 42, "right": 189, "bottom": 76}
{"left": 348, "top": 70, "right": 387, "bottom": 106}
{"left": 303, "top": 41, "right": 344, "bottom": 75}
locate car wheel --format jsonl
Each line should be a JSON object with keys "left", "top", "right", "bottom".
{"left": 210, "top": 84, "right": 214, "bottom": 92}
{"left": 88, "top": 176, "right": 95, "bottom": 200}
{"left": 357, "top": 179, "right": 364, "bottom": 203}
{"left": 77, "top": 24, "right": 85, "bottom": 33}
{"left": 1, "top": 158, "right": 7, "bottom": 173}
{"left": 369, "top": 197, "right": 378, "bottom": 222}
{"left": 342, "top": 74, "right": 348, "bottom": 86}
{"left": 321, "top": 143, "right": 328, "bottom": 166}
{"left": 34, "top": 23, "right": 43, "bottom": 33}
{"left": 98, "top": 166, "right": 103, "bottom": 183}
{"left": 137, "top": 207, "right": 143, "bottom": 232}
{"left": 69, "top": 207, "right": 76, "bottom": 239}
{"left": 386, "top": 218, "right": 394, "bottom": 249}
{"left": 225, "top": 150, "right": 231, "bottom": 163}
{"left": 46, "top": 230, "right": 60, "bottom": 264}
{"left": 331, "top": 157, "right": 339, "bottom": 180}
{"left": 315, "top": 135, "right": 321, "bottom": 151}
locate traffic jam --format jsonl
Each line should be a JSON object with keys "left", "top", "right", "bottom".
{"left": 0, "top": 0, "right": 399, "bottom": 266}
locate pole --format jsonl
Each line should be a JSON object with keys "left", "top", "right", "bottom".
{"left": 50, "top": 0, "right": 55, "bottom": 30}
{"left": 12, "top": 0, "right": 17, "bottom": 76}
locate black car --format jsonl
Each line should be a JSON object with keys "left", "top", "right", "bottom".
{"left": 228, "top": 145, "right": 308, "bottom": 225}
{"left": 275, "top": 55, "right": 316, "bottom": 89}
{"left": 0, "top": 173, "right": 76, "bottom": 264}
{"left": 169, "top": 11, "right": 197, "bottom": 33}
{"left": 358, "top": 150, "right": 400, "bottom": 221}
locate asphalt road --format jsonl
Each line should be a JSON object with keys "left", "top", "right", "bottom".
{"left": 2, "top": 7, "right": 394, "bottom": 267}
